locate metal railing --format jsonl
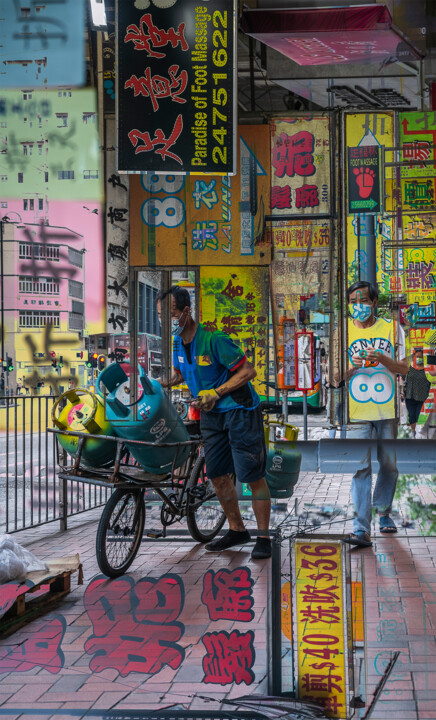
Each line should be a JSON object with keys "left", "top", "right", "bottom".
{"left": 0, "top": 394, "right": 110, "bottom": 534}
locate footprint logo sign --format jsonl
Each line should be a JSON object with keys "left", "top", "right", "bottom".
{"left": 348, "top": 146, "right": 381, "bottom": 214}
{"left": 353, "top": 167, "right": 375, "bottom": 199}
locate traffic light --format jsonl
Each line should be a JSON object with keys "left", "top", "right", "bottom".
{"left": 6, "top": 355, "right": 13, "bottom": 372}
{"left": 92, "top": 352, "right": 99, "bottom": 368}
{"left": 86, "top": 352, "right": 93, "bottom": 369}
{"left": 97, "top": 354, "right": 106, "bottom": 371}
{"left": 51, "top": 359, "right": 57, "bottom": 370}
{"left": 59, "top": 355, "right": 64, "bottom": 368}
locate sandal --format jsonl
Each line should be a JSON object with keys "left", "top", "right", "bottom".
{"left": 379, "top": 515, "right": 397, "bottom": 534}
{"left": 344, "top": 532, "right": 372, "bottom": 548}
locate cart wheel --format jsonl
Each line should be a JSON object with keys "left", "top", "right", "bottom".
{"left": 186, "top": 455, "right": 228, "bottom": 542}
{"left": 96, "top": 488, "right": 145, "bottom": 577}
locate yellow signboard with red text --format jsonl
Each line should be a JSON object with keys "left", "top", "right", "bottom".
{"left": 293, "top": 539, "right": 349, "bottom": 718}
{"left": 199, "top": 266, "right": 269, "bottom": 398}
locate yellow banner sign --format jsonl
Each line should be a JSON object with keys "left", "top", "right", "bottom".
{"left": 129, "top": 125, "right": 271, "bottom": 266}
{"left": 199, "top": 266, "right": 269, "bottom": 397}
{"left": 294, "top": 539, "right": 348, "bottom": 718}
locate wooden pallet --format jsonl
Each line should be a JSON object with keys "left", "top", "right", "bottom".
{"left": 0, "top": 554, "right": 83, "bottom": 638}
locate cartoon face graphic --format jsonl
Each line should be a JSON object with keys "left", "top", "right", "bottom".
{"left": 349, "top": 371, "right": 394, "bottom": 405}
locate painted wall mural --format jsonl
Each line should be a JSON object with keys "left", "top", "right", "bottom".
{"left": 0, "top": 88, "right": 105, "bottom": 391}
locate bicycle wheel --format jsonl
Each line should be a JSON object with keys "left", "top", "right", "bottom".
{"left": 96, "top": 488, "right": 145, "bottom": 577}
{"left": 186, "top": 455, "right": 227, "bottom": 542}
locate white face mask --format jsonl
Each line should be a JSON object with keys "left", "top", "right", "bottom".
{"left": 349, "top": 302, "right": 372, "bottom": 321}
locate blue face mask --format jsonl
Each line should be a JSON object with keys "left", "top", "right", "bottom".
{"left": 349, "top": 302, "right": 372, "bottom": 321}
{"left": 171, "top": 317, "right": 185, "bottom": 336}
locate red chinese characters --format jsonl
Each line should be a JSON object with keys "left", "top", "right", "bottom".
{"left": 124, "top": 14, "right": 188, "bottom": 58}
{"left": 221, "top": 315, "right": 243, "bottom": 335}
{"left": 221, "top": 279, "right": 244, "bottom": 301}
{"left": 202, "top": 568, "right": 254, "bottom": 622}
{"left": 295, "top": 185, "right": 319, "bottom": 209}
{"left": 295, "top": 541, "right": 347, "bottom": 717}
{"left": 272, "top": 131, "right": 316, "bottom": 179}
{"left": 202, "top": 630, "right": 255, "bottom": 685}
{"left": 0, "top": 617, "right": 66, "bottom": 673}
{"left": 405, "top": 261, "right": 435, "bottom": 291}
{"left": 271, "top": 185, "right": 292, "bottom": 209}
{"left": 128, "top": 114, "right": 183, "bottom": 164}
{"left": 84, "top": 574, "right": 185, "bottom": 677}
{"left": 125, "top": 65, "right": 188, "bottom": 112}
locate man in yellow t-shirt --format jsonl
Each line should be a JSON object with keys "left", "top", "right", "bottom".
{"left": 344, "top": 281, "right": 408, "bottom": 548}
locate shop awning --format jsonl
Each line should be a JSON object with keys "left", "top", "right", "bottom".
{"left": 240, "top": 4, "right": 423, "bottom": 67}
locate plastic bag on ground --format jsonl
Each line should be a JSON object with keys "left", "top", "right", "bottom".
{"left": 0, "top": 534, "right": 49, "bottom": 583}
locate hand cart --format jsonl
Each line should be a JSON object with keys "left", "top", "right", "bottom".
{"left": 49, "top": 426, "right": 226, "bottom": 578}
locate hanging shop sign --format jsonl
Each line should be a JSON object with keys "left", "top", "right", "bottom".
{"left": 270, "top": 116, "right": 330, "bottom": 217}
{"left": 345, "top": 113, "right": 394, "bottom": 293}
{"left": 116, "top": 0, "right": 237, "bottom": 174}
{"left": 292, "top": 538, "right": 351, "bottom": 719}
{"left": 347, "top": 146, "right": 381, "bottom": 214}
{"left": 129, "top": 125, "right": 270, "bottom": 266}
{"left": 200, "top": 267, "right": 269, "bottom": 399}
{"left": 402, "top": 244, "right": 436, "bottom": 306}
{"left": 399, "top": 112, "right": 436, "bottom": 180}
{"left": 400, "top": 178, "right": 436, "bottom": 213}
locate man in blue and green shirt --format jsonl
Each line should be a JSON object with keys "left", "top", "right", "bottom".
{"left": 157, "top": 285, "right": 271, "bottom": 559}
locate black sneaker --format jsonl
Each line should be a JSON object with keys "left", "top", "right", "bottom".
{"left": 205, "top": 529, "right": 251, "bottom": 552}
{"left": 251, "top": 537, "right": 271, "bottom": 560}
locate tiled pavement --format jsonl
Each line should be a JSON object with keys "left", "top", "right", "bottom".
{"left": 2, "top": 471, "right": 436, "bottom": 719}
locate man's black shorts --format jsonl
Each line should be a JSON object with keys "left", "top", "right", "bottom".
{"left": 200, "top": 406, "right": 266, "bottom": 484}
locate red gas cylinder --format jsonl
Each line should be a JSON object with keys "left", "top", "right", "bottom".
{"left": 188, "top": 404, "right": 201, "bottom": 421}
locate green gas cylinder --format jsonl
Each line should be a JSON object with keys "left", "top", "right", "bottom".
{"left": 52, "top": 388, "right": 117, "bottom": 468}
{"left": 265, "top": 422, "right": 301, "bottom": 498}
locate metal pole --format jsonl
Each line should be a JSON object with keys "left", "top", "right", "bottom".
{"left": 340, "top": 112, "right": 349, "bottom": 431}
{"left": 249, "top": 36, "right": 256, "bottom": 113}
{"left": 360, "top": 213, "right": 377, "bottom": 288}
{"left": 303, "top": 390, "right": 308, "bottom": 440}
{"left": 282, "top": 389, "right": 288, "bottom": 421}
{"left": 270, "top": 529, "right": 282, "bottom": 695}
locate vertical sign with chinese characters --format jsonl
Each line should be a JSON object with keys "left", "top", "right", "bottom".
{"left": 200, "top": 267, "right": 269, "bottom": 398}
{"left": 292, "top": 539, "right": 350, "bottom": 719}
{"left": 347, "top": 146, "right": 381, "bottom": 214}
{"left": 129, "top": 126, "right": 271, "bottom": 266}
{"left": 117, "top": 0, "right": 236, "bottom": 174}
{"left": 106, "top": 119, "right": 130, "bottom": 335}
{"left": 270, "top": 116, "right": 330, "bottom": 216}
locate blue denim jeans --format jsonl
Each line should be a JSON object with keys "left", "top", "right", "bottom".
{"left": 346, "top": 420, "right": 398, "bottom": 535}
